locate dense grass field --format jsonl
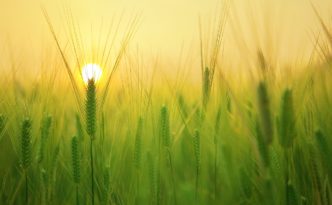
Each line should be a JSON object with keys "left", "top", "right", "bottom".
{"left": 1, "top": 4, "right": 332, "bottom": 205}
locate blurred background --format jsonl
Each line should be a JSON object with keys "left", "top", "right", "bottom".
{"left": 0, "top": 0, "right": 331, "bottom": 74}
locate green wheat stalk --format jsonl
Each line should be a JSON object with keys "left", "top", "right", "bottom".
{"left": 147, "top": 152, "right": 157, "bottom": 204}
{"left": 38, "top": 115, "right": 52, "bottom": 163}
{"left": 134, "top": 116, "right": 143, "bottom": 203}
{"left": 193, "top": 129, "right": 201, "bottom": 200}
{"left": 71, "top": 136, "right": 80, "bottom": 205}
{"left": 86, "top": 79, "right": 97, "bottom": 138}
{"left": 160, "top": 105, "right": 171, "bottom": 148}
{"left": 86, "top": 79, "right": 97, "bottom": 205}
{"left": 214, "top": 107, "right": 222, "bottom": 200}
{"left": 286, "top": 183, "right": 299, "bottom": 205}
{"left": 177, "top": 94, "right": 188, "bottom": 118}
{"left": 257, "top": 81, "right": 273, "bottom": 145}
{"left": 315, "top": 130, "right": 332, "bottom": 179}
{"left": 49, "top": 144, "right": 60, "bottom": 202}
{"left": 40, "top": 168, "right": 48, "bottom": 205}
{"left": 159, "top": 105, "right": 177, "bottom": 204}
{"left": 202, "top": 67, "right": 210, "bottom": 110}
{"left": 134, "top": 117, "right": 143, "bottom": 170}
{"left": 278, "top": 88, "right": 296, "bottom": 148}
{"left": 102, "top": 166, "right": 111, "bottom": 205}
{"left": 21, "top": 118, "right": 32, "bottom": 204}
{"left": 277, "top": 88, "right": 297, "bottom": 204}
{"left": 256, "top": 122, "right": 269, "bottom": 167}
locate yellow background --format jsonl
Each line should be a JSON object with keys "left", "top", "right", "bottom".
{"left": 0, "top": 0, "right": 331, "bottom": 70}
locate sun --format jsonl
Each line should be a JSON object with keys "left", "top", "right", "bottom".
{"left": 82, "top": 63, "right": 103, "bottom": 84}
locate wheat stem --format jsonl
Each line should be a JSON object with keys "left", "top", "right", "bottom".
{"left": 193, "top": 129, "right": 200, "bottom": 200}
{"left": 90, "top": 138, "right": 95, "bottom": 205}
{"left": 71, "top": 136, "right": 80, "bottom": 205}
{"left": 25, "top": 171, "right": 28, "bottom": 204}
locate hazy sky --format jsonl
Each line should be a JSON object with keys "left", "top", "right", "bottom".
{"left": 0, "top": 0, "right": 331, "bottom": 69}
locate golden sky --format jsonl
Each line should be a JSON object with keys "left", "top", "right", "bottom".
{"left": 0, "top": 0, "right": 331, "bottom": 70}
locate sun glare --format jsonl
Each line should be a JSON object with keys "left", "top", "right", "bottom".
{"left": 82, "top": 63, "right": 102, "bottom": 84}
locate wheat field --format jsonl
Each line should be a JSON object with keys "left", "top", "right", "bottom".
{"left": 0, "top": 1, "right": 332, "bottom": 205}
